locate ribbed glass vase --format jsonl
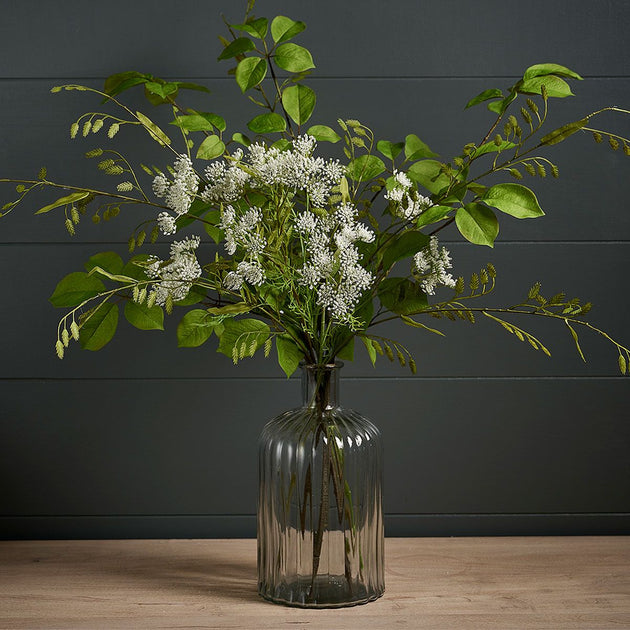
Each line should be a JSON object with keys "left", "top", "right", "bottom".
{"left": 257, "top": 362, "right": 384, "bottom": 608}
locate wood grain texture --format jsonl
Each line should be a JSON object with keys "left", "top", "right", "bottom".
{"left": 0, "top": 538, "right": 628, "bottom": 629}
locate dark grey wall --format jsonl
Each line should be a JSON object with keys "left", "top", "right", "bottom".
{"left": 1, "top": 0, "right": 628, "bottom": 539}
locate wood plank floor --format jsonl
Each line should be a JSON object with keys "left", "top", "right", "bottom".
{"left": 0, "top": 537, "right": 628, "bottom": 629}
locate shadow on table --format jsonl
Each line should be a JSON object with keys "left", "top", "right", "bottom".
{"left": 88, "top": 542, "right": 261, "bottom": 603}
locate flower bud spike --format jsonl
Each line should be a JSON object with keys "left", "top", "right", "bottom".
{"left": 65, "top": 218, "right": 75, "bottom": 236}
{"left": 61, "top": 328, "right": 70, "bottom": 347}
{"left": 70, "top": 321, "right": 80, "bottom": 341}
{"left": 55, "top": 340, "right": 65, "bottom": 359}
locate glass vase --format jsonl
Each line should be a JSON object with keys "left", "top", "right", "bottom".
{"left": 257, "top": 362, "right": 384, "bottom": 608}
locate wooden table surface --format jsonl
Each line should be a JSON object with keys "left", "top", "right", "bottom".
{"left": 0, "top": 537, "right": 628, "bottom": 629}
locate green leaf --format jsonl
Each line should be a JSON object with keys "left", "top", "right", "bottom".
{"left": 177, "top": 309, "right": 217, "bottom": 347}
{"left": 404, "top": 134, "right": 438, "bottom": 160}
{"left": 540, "top": 118, "right": 588, "bottom": 146}
{"left": 207, "top": 302, "right": 252, "bottom": 316}
{"left": 144, "top": 81, "right": 178, "bottom": 100}
{"left": 80, "top": 302, "right": 118, "bottom": 351}
{"left": 359, "top": 336, "right": 377, "bottom": 366}
{"left": 232, "top": 132, "right": 251, "bottom": 147}
{"left": 455, "top": 203, "right": 499, "bottom": 247}
{"left": 271, "top": 16, "right": 306, "bottom": 43}
{"left": 307, "top": 125, "right": 341, "bottom": 143}
{"left": 465, "top": 88, "right": 503, "bottom": 109}
{"left": 217, "top": 318, "right": 270, "bottom": 360}
{"left": 281, "top": 84, "right": 316, "bottom": 125}
{"left": 196, "top": 135, "right": 225, "bottom": 160}
{"left": 103, "top": 71, "right": 150, "bottom": 99}
{"left": 174, "top": 81, "right": 211, "bottom": 94}
{"left": 415, "top": 205, "right": 452, "bottom": 228}
{"left": 519, "top": 75, "right": 574, "bottom": 98}
{"left": 523, "top": 63, "right": 582, "bottom": 82}
{"left": 84, "top": 252, "right": 124, "bottom": 275}
{"left": 175, "top": 199, "right": 212, "bottom": 230}
{"left": 231, "top": 17, "right": 268, "bottom": 39}
{"left": 381, "top": 230, "right": 430, "bottom": 270}
{"left": 173, "top": 284, "right": 206, "bottom": 306}
{"left": 407, "top": 160, "right": 450, "bottom": 195}
{"left": 235, "top": 57, "right": 268, "bottom": 93}
{"left": 483, "top": 183, "right": 544, "bottom": 219}
{"left": 218, "top": 37, "right": 256, "bottom": 60}
{"left": 471, "top": 140, "right": 517, "bottom": 158}
{"left": 124, "top": 300, "right": 164, "bottom": 331}
{"left": 121, "top": 255, "right": 151, "bottom": 281}
{"left": 276, "top": 335, "right": 304, "bottom": 377}
{"left": 488, "top": 90, "right": 518, "bottom": 114}
{"left": 169, "top": 114, "right": 214, "bottom": 132}
{"left": 247, "top": 112, "right": 287, "bottom": 134}
{"left": 136, "top": 111, "right": 171, "bottom": 145}
{"left": 49, "top": 272, "right": 105, "bottom": 308}
{"left": 346, "top": 155, "right": 386, "bottom": 182}
{"left": 274, "top": 43, "right": 315, "bottom": 73}
{"left": 337, "top": 336, "right": 355, "bottom": 361}
{"left": 35, "top": 191, "right": 91, "bottom": 215}
{"left": 378, "top": 277, "right": 428, "bottom": 315}
{"left": 377, "top": 140, "right": 404, "bottom": 161}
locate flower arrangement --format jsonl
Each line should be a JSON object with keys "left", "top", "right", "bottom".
{"left": 2, "top": 2, "right": 629, "bottom": 376}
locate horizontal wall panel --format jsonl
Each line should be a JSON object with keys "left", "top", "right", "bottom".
{"left": 1, "top": 78, "right": 629, "bottom": 242}
{"left": 2, "top": 514, "right": 629, "bottom": 540}
{"left": 1, "top": 1, "right": 628, "bottom": 78}
{"left": 0, "top": 242, "right": 627, "bottom": 379}
{"left": 0, "top": 379, "right": 627, "bottom": 528}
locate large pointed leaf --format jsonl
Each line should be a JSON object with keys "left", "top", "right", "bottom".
{"left": 49, "top": 272, "right": 105, "bottom": 308}
{"left": 80, "top": 302, "right": 118, "bottom": 351}
{"left": 276, "top": 335, "right": 304, "bottom": 377}
{"left": 483, "top": 183, "right": 544, "bottom": 219}
{"left": 378, "top": 277, "right": 428, "bottom": 315}
{"left": 281, "top": 84, "right": 316, "bottom": 125}
{"left": 455, "top": 203, "right": 499, "bottom": 247}
{"left": 218, "top": 37, "right": 256, "bottom": 60}
{"left": 35, "top": 191, "right": 91, "bottom": 215}
{"left": 235, "top": 57, "right": 268, "bottom": 93}
{"left": 381, "top": 230, "right": 430, "bottom": 270}
{"left": 274, "top": 43, "right": 315, "bottom": 73}
{"left": 271, "top": 16, "right": 306, "bottom": 43}
{"left": 124, "top": 301, "right": 164, "bottom": 331}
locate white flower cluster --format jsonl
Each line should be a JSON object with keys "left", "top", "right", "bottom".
{"left": 219, "top": 204, "right": 267, "bottom": 292}
{"left": 224, "top": 261, "right": 265, "bottom": 291}
{"left": 413, "top": 235, "right": 456, "bottom": 295}
{"left": 146, "top": 236, "right": 202, "bottom": 305}
{"left": 152, "top": 155, "right": 200, "bottom": 234}
{"left": 384, "top": 169, "right": 433, "bottom": 221}
{"left": 220, "top": 205, "right": 266, "bottom": 257}
{"left": 200, "top": 136, "right": 343, "bottom": 207}
{"left": 297, "top": 202, "right": 375, "bottom": 321}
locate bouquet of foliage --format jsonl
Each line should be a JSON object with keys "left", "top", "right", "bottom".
{"left": 2, "top": 1, "right": 629, "bottom": 377}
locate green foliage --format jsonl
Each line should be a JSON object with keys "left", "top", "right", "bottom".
{"left": 124, "top": 301, "right": 164, "bottom": 331}
{"left": 346, "top": 155, "right": 385, "bottom": 182}
{"left": 404, "top": 134, "right": 438, "bottom": 160}
{"left": 378, "top": 278, "right": 428, "bottom": 315}
{"left": 49, "top": 272, "right": 105, "bottom": 308}
{"left": 274, "top": 43, "right": 315, "bottom": 73}
{"left": 247, "top": 112, "right": 287, "bottom": 134}
{"left": 307, "top": 125, "right": 341, "bottom": 143}
{"left": 377, "top": 140, "right": 404, "bottom": 161}
{"left": 84, "top": 251, "right": 124, "bottom": 275}
{"left": 35, "top": 191, "right": 90, "bottom": 215}
{"left": 276, "top": 334, "right": 304, "bottom": 377}
{"left": 236, "top": 57, "right": 268, "bottom": 93}
{"left": 217, "top": 318, "right": 270, "bottom": 363}
{"left": 381, "top": 230, "right": 430, "bottom": 271}
{"left": 196, "top": 135, "right": 226, "bottom": 160}
{"left": 177, "top": 309, "right": 220, "bottom": 347}
{"left": 80, "top": 302, "right": 118, "bottom": 351}
{"left": 455, "top": 203, "right": 499, "bottom": 247}
{"left": 482, "top": 183, "right": 544, "bottom": 219}
{"left": 218, "top": 37, "right": 256, "bottom": 60}
{"left": 282, "top": 84, "right": 316, "bottom": 125}
{"left": 271, "top": 16, "right": 306, "bottom": 43}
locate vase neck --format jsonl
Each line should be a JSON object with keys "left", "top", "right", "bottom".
{"left": 301, "top": 362, "right": 342, "bottom": 412}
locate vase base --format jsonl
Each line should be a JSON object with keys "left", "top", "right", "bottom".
{"left": 258, "top": 576, "right": 384, "bottom": 608}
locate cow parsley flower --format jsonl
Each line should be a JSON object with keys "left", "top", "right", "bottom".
{"left": 297, "top": 202, "right": 375, "bottom": 321}
{"left": 152, "top": 155, "right": 199, "bottom": 217}
{"left": 413, "top": 235, "right": 456, "bottom": 295}
{"left": 219, "top": 205, "right": 266, "bottom": 257}
{"left": 157, "top": 211, "right": 177, "bottom": 236}
{"left": 145, "top": 235, "right": 202, "bottom": 305}
{"left": 224, "top": 260, "right": 266, "bottom": 292}
{"left": 202, "top": 149, "right": 250, "bottom": 203}
{"left": 385, "top": 169, "right": 432, "bottom": 221}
